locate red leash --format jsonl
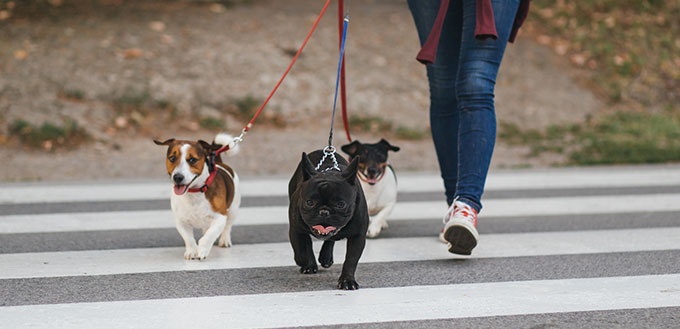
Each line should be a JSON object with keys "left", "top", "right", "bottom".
{"left": 187, "top": 0, "right": 333, "bottom": 193}
{"left": 214, "top": 0, "right": 333, "bottom": 156}
{"left": 338, "top": 0, "right": 352, "bottom": 142}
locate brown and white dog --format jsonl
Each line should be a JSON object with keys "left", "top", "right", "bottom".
{"left": 154, "top": 133, "right": 241, "bottom": 260}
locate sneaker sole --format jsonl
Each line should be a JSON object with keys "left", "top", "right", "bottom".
{"left": 444, "top": 225, "right": 477, "bottom": 255}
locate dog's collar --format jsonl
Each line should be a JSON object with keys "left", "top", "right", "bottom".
{"left": 187, "top": 151, "right": 217, "bottom": 193}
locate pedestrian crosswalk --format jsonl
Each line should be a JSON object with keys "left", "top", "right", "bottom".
{"left": 1, "top": 165, "right": 680, "bottom": 328}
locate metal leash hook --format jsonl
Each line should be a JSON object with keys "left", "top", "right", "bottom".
{"left": 315, "top": 145, "right": 341, "bottom": 172}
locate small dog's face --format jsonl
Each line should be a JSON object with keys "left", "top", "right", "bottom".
{"left": 341, "top": 139, "right": 399, "bottom": 185}
{"left": 154, "top": 138, "right": 219, "bottom": 195}
{"left": 297, "top": 153, "right": 360, "bottom": 240}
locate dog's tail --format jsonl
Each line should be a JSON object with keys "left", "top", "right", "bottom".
{"left": 214, "top": 133, "right": 240, "bottom": 156}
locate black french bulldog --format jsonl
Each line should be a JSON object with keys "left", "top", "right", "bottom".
{"left": 288, "top": 150, "right": 369, "bottom": 290}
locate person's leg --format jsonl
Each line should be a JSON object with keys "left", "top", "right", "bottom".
{"left": 407, "top": 0, "right": 463, "bottom": 206}
{"left": 454, "top": 0, "right": 520, "bottom": 212}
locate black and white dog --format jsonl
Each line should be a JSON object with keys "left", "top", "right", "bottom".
{"left": 342, "top": 139, "right": 399, "bottom": 238}
{"left": 288, "top": 150, "right": 369, "bottom": 290}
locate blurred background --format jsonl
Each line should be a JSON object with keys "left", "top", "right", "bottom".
{"left": 1, "top": 0, "right": 678, "bottom": 182}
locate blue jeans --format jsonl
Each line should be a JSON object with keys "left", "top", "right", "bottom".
{"left": 408, "top": 0, "right": 519, "bottom": 211}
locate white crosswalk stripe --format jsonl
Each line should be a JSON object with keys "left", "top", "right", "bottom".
{"left": 1, "top": 165, "right": 680, "bottom": 328}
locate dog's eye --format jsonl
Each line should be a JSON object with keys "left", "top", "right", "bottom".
{"left": 305, "top": 200, "right": 316, "bottom": 208}
{"left": 168, "top": 155, "right": 176, "bottom": 163}
{"left": 336, "top": 201, "right": 346, "bottom": 209}
{"left": 188, "top": 157, "right": 198, "bottom": 165}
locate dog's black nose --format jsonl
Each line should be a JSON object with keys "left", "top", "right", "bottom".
{"left": 319, "top": 209, "right": 330, "bottom": 217}
{"left": 367, "top": 167, "right": 379, "bottom": 177}
{"left": 173, "top": 174, "right": 184, "bottom": 185}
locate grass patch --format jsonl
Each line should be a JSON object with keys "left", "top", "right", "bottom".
{"left": 532, "top": 0, "right": 680, "bottom": 105}
{"left": 61, "top": 89, "right": 85, "bottom": 101}
{"left": 233, "top": 95, "right": 262, "bottom": 120}
{"left": 349, "top": 114, "right": 429, "bottom": 140}
{"left": 499, "top": 110, "right": 680, "bottom": 165}
{"left": 8, "top": 119, "right": 89, "bottom": 150}
{"left": 199, "top": 117, "right": 224, "bottom": 131}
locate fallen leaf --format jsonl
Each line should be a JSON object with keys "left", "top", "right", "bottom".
{"left": 14, "top": 49, "right": 27, "bottom": 60}
{"left": 0, "top": 10, "right": 10, "bottom": 21}
{"left": 571, "top": 53, "right": 587, "bottom": 66}
{"left": 210, "top": 3, "right": 226, "bottom": 13}
{"left": 47, "top": 0, "right": 63, "bottom": 7}
{"left": 613, "top": 55, "right": 625, "bottom": 66}
{"left": 122, "top": 48, "right": 143, "bottom": 59}
{"left": 149, "top": 21, "right": 165, "bottom": 32}
{"left": 6, "top": 2, "right": 15, "bottom": 9}
{"left": 115, "top": 116, "right": 128, "bottom": 128}
{"left": 536, "top": 35, "right": 552, "bottom": 46}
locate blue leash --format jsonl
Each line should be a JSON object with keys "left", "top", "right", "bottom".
{"left": 328, "top": 15, "right": 349, "bottom": 148}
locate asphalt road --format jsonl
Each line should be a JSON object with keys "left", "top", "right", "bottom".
{"left": 1, "top": 165, "right": 680, "bottom": 328}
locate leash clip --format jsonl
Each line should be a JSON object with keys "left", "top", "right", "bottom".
{"left": 315, "top": 145, "right": 341, "bottom": 172}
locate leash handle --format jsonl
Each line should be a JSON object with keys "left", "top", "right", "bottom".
{"left": 328, "top": 15, "right": 350, "bottom": 148}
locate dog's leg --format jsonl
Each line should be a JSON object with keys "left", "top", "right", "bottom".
{"left": 290, "top": 229, "right": 317, "bottom": 274}
{"left": 367, "top": 202, "right": 395, "bottom": 238}
{"left": 338, "top": 235, "right": 366, "bottom": 290}
{"left": 176, "top": 220, "right": 198, "bottom": 260}
{"left": 196, "top": 214, "right": 227, "bottom": 260}
{"left": 319, "top": 241, "right": 335, "bottom": 268}
{"left": 218, "top": 209, "right": 236, "bottom": 248}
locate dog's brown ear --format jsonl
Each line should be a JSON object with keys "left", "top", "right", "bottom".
{"left": 341, "top": 140, "right": 361, "bottom": 157}
{"left": 301, "top": 152, "right": 317, "bottom": 181}
{"left": 379, "top": 138, "right": 400, "bottom": 152}
{"left": 198, "top": 140, "right": 222, "bottom": 152}
{"left": 153, "top": 138, "right": 175, "bottom": 146}
{"left": 342, "top": 156, "right": 360, "bottom": 185}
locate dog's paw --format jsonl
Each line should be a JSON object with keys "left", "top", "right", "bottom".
{"left": 217, "top": 238, "right": 232, "bottom": 248}
{"left": 184, "top": 247, "right": 198, "bottom": 260}
{"left": 196, "top": 245, "right": 212, "bottom": 261}
{"left": 319, "top": 253, "right": 333, "bottom": 268}
{"left": 367, "top": 225, "right": 382, "bottom": 238}
{"left": 299, "top": 264, "right": 318, "bottom": 274}
{"left": 337, "top": 277, "right": 360, "bottom": 290}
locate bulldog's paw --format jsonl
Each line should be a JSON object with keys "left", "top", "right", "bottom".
{"left": 299, "top": 264, "right": 318, "bottom": 274}
{"left": 319, "top": 253, "right": 333, "bottom": 268}
{"left": 337, "top": 277, "right": 360, "bottom": 290}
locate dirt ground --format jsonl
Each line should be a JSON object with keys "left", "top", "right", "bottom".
{"left": 0, "top": 0, "right": 602, "bottom": 182}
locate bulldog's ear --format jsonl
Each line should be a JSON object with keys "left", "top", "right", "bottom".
{"left": 342, "top": 156, "right": 360, "bottom": 185}
{"left": 301, "top": 152, "right": 317, "bottom": 181}
{"left": 379, "top": 138, "right": 400, "bottom": 152}
{"left": 153, "top": 138, "right": 175, "bottom": 146}
{"left": 341, "top": 140, "right": 361, "bottom": 157}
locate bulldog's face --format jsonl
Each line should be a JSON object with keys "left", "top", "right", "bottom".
{"left": 341, "top": 139, "right": 400, "bottom": 185}
{"left": 153, "top": 138, "right": 219, "bottom": 195}
{"left": 297, "top": 153, "right": 360, "bottom": 240}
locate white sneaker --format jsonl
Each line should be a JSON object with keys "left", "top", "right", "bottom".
{"left": 438, "top": 199, "right": 479, "bottom": 255}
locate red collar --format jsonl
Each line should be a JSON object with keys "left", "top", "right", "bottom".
{"left": 187, "top": 151, "right": 219, "bottom": 193}
{"left": 187, "top": 169, "right": 217, "bottom": 193}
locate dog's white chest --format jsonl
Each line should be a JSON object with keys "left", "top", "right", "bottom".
{"left": 361, "top": 167, "right": 397, "bottom": 216}
{"left": 170, "top": 193, "right": 217, "bottom": 228}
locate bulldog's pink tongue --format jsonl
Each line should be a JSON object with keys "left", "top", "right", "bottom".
{"left": 366, "top": 177, "right": 378, "bottom": 184}
{"left": 173, "top": 185, "right": 188, "bottom": 195}
{"left": 312, "top": 225, "right": 336, "bottom": 235}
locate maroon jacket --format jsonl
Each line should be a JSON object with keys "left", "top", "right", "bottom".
{"left": 417, "top": 0, "right": 531, "bottom": 65}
